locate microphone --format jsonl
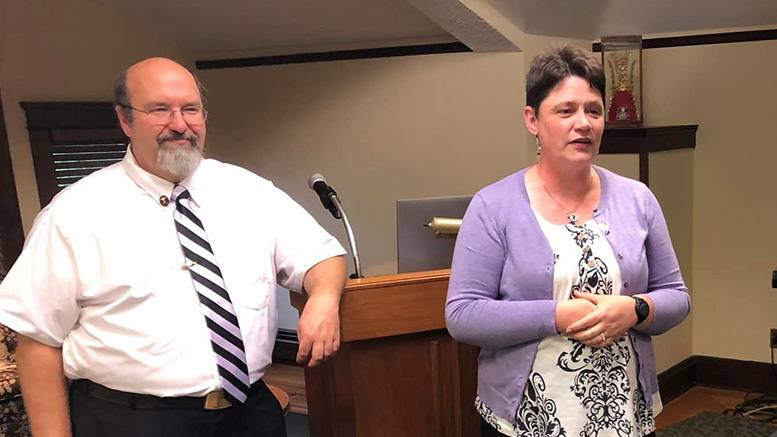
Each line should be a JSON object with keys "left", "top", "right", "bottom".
{"left": 307, "top": 173, "right": 340, "bottom": 219}
{"left": 307, "top": 173, "right": 364, "bottom": 279}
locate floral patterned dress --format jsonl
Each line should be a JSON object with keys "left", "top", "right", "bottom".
{"left": 476, "top": 215, "right": 660, "bottom": 437}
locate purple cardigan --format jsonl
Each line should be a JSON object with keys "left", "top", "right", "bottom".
{"left": 446, "top": 166, "right": 690, "bottom": 422}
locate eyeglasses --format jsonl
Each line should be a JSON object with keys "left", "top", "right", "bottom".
{"left": 120, "top": 104, "right": 208, "bottom": 125}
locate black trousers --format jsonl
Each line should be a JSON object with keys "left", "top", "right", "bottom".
{"left": 70, "top": 380, "right": 286, "bottom": 437}
{"left": 480, "top": 417, "right": 656, "bottom": 437}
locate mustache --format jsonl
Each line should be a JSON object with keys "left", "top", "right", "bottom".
{"left": 157, "top": 132, "right": 199, "bottom": 147}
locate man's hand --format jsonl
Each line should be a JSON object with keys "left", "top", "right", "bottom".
{"left": 296, "top": 256, "right": 346, "bottom": 367}
{"left": 565, "top": 291, "right": 639, "bottom": 348}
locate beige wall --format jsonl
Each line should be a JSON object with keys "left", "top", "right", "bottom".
{"left": 198, "top": 34, "right": 592, "bottom": 277}
{"left": 649, "top": 150, "right": 695, "bottom": 371}
{"left": 199, "top": 51, "right": 529, "bottom": 277}
{"left": 0, "top": 0, "right": 192, "bottom": 233}
{"left": 642, "top": 41, "right": 777, "bottom": 363}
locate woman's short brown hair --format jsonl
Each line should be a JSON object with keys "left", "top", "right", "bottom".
{"left": 526, "top": 43, "right": 605, "bottom": 115}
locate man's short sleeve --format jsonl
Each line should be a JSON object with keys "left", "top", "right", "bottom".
{"left": 0, "top": 210, "right": 80, "bottom": 346}
{"left": 270, "top": 189, "right": 346, "bottom": 292}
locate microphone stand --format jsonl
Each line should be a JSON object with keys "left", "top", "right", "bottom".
{"left": 330, "top": 196, "right": 363, "bottom": 279}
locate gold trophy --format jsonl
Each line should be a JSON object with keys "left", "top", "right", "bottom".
{"left": 601, "top": 36, "right": 643, "bottom": 127}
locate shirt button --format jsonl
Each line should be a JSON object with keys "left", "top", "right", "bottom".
{"left": 617, "top": 253, "right": 624, "bottom": 260}
{"left": 546, "top": 265, "right": 552, "bottom": 272}
{"left": 604, "top": 230, "right": 610, "bottom": 235}
{"left": 624, "top": 282, "right": 630, "bottom": 288}
{"left": 159, "top": 195, "right": 170, "bottom": 206}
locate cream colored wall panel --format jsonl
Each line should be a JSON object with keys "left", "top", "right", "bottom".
{"left": 0, "top": 0, "right": 192, "bottom": 232}
{"left": 200, "top": 51, "right": 529, "bottom": 277}
{"left": 644, "top": 41, "right": 777, "bottom": 363}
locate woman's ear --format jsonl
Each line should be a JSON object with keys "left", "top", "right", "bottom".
{"left": 524, "top": 106, "right": 539, "bottom": 136}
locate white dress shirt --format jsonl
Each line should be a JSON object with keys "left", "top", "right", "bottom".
{"left": 0, "top": 149, "right": 345, "bottom": 397}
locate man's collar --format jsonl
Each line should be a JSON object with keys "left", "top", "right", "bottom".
{"left": 121, "top": 145, "right": 202, "bottom": 207}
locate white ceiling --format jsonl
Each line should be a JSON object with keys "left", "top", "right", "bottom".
{"left": 487, "top": 0, "right": 777, "bottom": 40}
{"left": 103, "top": 0, "right": 454, "bottom": 59}
{"left": 103, "top": 0, "right": 777, "bottom": 59}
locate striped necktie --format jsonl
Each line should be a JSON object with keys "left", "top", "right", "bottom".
{"left": 171, "top": 184, "right": 250, "bottom": 404}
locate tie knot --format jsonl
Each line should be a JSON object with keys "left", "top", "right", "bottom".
{"left": 172, "top": 184, "right": 190, "bottom": 203}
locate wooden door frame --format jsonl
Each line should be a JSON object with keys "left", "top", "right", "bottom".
{"left": 0, "top": 88, "right": 25, "bottom": 274}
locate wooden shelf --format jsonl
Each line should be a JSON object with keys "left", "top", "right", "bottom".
{"left": 600, "top": 125, "right": 698, "bottom": 185}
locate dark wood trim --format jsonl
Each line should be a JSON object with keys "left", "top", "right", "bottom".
{"left": 0, "top": 88, "right": 25, "bottom": 274}
{"left": 600, "top": 125, "right": 698, "bottom": 155}
{"left": 657, "top": 355, "right": 777, "bottom": 403}
{"left": 594, "top": 28, "right": 777, "bottom": 52}
{"left": 20, "top": 102, "right": 120, "bottom": 130}
{"left": 273, "top": 328, "right": 302, "bottom": 366}
{"left": 694, "top": 355, "right": 776, "bottom": 395}
{"left": 195, "top": 42, "right": 472, "bottom": 70}
{"left": 20, "top": 102, "right": 125, "bottom": 207}
{"left": 599, "top": 125, "right": 698, "bottom": 186}
{"left": 27, "top": 130, "right": 57, "bottom": 210}
{"left": 657, "top": 356, "right": 696, "bottom": 404}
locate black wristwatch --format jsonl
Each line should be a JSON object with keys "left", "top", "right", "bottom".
{"left": 633, "top": 296, "right": 650, "bottom": 325}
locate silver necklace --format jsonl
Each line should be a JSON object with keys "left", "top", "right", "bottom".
{"left": 537, "top": 165, "right": 593, "bottom": 225}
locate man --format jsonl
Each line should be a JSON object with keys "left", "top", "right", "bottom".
{"left": 0, "top": 58, "right": 347, "bottom": 436}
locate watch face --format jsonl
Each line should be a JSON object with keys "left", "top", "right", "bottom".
{"left": 635, "top": 297, "right": 649, "bottom": 322}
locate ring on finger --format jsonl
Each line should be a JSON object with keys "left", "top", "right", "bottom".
{"left": 599, "top": 332, "right": 606, "bottom": 342}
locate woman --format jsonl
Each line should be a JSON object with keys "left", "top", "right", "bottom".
{"left": 446, "top": 44, "right": 690, "bottom": 437}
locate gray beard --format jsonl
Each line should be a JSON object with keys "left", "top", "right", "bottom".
{"left": 157, "top": 143, "right": 203, "bottom": 181}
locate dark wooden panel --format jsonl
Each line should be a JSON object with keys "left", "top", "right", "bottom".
{"left": 302, "top": 364, "right": 326, "bottom": 436}
{"left": 272, "top": 329, "right": 301, "bottom": 366}
{"left": 344, "top": 331, "right": 480, "bottom": 437}
{"left": 594, "top": 28, "right": 777, "bottom": 52}
{"left": 27, "top": 130, "right": 57, "bottom": 208}
{"left": 339, "top": 270, "right": 449, "bottom": 342}
{"left": 657, "top": 355, "right": 777, "bottom": 400}
{"left": 294, "top": 270, "right": 480, "bottom": 437}
{"left": 457, "top": 343, "right": 481, "bottom": 436}
{"left": 599, "top": 125, "right": 698, "bottom": 186}
{"left": 600, "top": 125, "right": 698, "bottom": 155}
{"left": 20, "top": 102, "right": 119, "bottom": 130}
{"left": 657, "top": 356, "right": 695, "bottom": 404}
{"left": 331, "top": 343, "right": 358, "bottom": 437}
{"left": 0, "top": 88, "right": 25, "bottom": 273}
{"left": 21, "top": 103, "right": 128, "bottom": 207}
{"left": 694, "top": 355, "right": 776, "bottom": 394}
{"left": 350, "top": 332, "right": 440, "bottom": 436}
{"left": 196, "top": 43, "right": 472, "bottom": 70}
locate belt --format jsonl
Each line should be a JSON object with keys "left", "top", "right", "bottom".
{"left": 71, "top": 379, "right": 239, "bottom": 410}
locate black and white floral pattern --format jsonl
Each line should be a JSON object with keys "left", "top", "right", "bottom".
{"left": 513, "top": 373, "right": 566, "bottom": 437}
{"left": 476, "top": 396, "right": 504, "bottom": 433}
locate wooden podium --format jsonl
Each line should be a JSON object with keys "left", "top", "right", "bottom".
{"left": 291, "top": 269, "right": 480, "bottom": 437}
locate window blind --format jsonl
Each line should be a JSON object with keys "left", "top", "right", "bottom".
{"left": 51, "top": 140, "right": 127, "bottom": 191}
